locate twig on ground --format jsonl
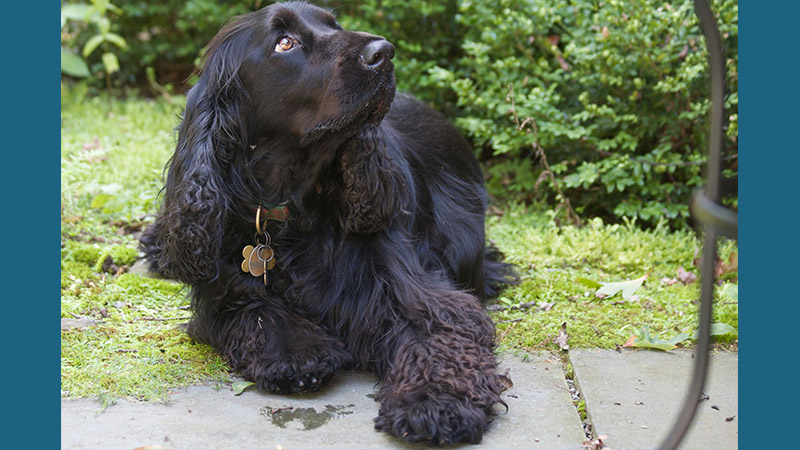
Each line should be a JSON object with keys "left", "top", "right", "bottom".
{"left": 496, "top": 321, "right": 517, "bottom": 345}
{"left": 487, "top": 300, "right": 537, "bottom": 312}
{"left": 135, "top": 316, "right": 192, "bottom": 322}
{"left": 497, "top": 318, "right": 524, "bottom": 324}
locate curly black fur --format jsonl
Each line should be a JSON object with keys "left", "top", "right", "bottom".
{"left": 140, "top": 1, "right": 517, "bottom": 445}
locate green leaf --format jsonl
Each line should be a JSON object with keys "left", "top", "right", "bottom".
{"left": 105, "top": 1, "right": 123, "bottom": 15}
{"left": 691, "top": 323, "right": 738, "bottom": 339}
{"left": 720, "top": 284, "right": 738, "bottom": 303}
{"left": 625, "top": 324, "right": 689, "bottom": 351}
{"left": 90, "top": 193, "right": 114, "bottom": 209}
{"left": 575, "top": 277, "right": 603, "bottom": 289}
{"left": 232, "top": 381, "right": 255, "bottom": 395}
{"left": 61, "top": 48, "right": 90, "bottom": 77}
{"left": 83, "top": 35, "right": 104, "bottom": 58}
{"left": 104, "top": 32, "right": 127, "bottom": 49}
{"left": 595, "top": 271, "right": 651, "bottom": 300}
{"left": 96, "top": 16, "right": 111, "bottom": 34}
{"left": 710, "top": 323, "right": 737, "bottom": 337}
{"left": 61, "top": 4, "right": 92, "bottom": 22}
{"left": 102, "top": 52, "right": 120, "bottom": 74}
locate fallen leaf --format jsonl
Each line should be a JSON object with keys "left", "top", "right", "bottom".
{"left": 555, "top": 322, "right": 569, "bottom": 350}
{"left": 576, "top": 277, "right": 603, "bottom": 289}
{"left": 623, "top": 324, "right": 689, "bottom": 351}
{"left": 595, "top": 271, "right": 652, "bottom": 300}
{"left": 581, "top": 434, "right": 608, "bottom": 450}
{"left": 720, "top": 284, "right": 738, "bottom": 302}
{"left": 232, "top": 381, "right": 256, "bottom": 395}
{"left": 539, "top": 301, "right": 555, "bottom": 311}
{"left": 710, "top": 323, "right": 737, "bottom": 337}
{"left": 692, "top": 251, "right": 738, "bottom": 281}
{"left": 676, "top": 267, "right": 698, "bottom": 285}
{"left": 622, "top": 335, "right": 637, "bottom": 348}
{"left": 716, "top": 252, "right": 738, "bottom": 278}
{"left": 661, "top": 277, "right": 679, "bottom": 286}
{"left": 691, "top": 322, "right": 738, "bottom": 340}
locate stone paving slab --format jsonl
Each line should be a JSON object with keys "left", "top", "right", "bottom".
{"left": 571, "top": 349, "right": 738, "bottom": 450}
{"left": 61, "top": 353, "right": 586, "bottom": 450}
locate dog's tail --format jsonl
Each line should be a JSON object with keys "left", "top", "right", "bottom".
{"left": 482, "top": 242, "right": 519, "bottom": 300}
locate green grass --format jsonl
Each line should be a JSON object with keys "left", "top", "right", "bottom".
{"left": 60, "top": 84, "right": 738, "bottom": 402}
{"left": 486, "top": 206, "right": 738, "bottom": 353}
{"left": 61, "top": 85, "right": 230, "bottom": 402}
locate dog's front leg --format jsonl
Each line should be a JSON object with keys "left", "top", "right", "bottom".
{"left": 373, "top": 287, "right": 509, "bottom": 445}
{"left": 187, "top": 295, "right": 352, "bottom": 394}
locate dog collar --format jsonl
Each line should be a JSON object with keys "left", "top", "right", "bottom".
{"left": 256, "top": 203, "right": 290, "bottom": 222}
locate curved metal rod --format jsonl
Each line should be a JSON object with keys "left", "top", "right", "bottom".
{"left": 691, "top": 191, "right": 738, "bottom": 240}
{"left": 658, "top": 1, "right": 730, "bottom": 449}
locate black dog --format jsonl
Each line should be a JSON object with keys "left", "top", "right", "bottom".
{"left": 140, "top": 1, "right": 515, "bottom": 444}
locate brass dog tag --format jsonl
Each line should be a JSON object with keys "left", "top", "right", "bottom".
{"left": 242, "top": 206, "right": 283, "bottom": 286}
{"left": 241, "top": 245, "right": 255, "bottom": 273}
{"left": 249, "top": 245, "right": 266, "bottom": 277}
{"left": 242, "top": 244, "right": 276, "bottom": 280}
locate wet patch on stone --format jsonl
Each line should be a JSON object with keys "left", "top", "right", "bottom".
{"left": 260, "top": 404, "right": 356, "bottom": 430}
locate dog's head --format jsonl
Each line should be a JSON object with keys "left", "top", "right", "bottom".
{"left": 215, "top": 1, "right": 396, "bottom": 145}
{"left": 144, "top": 1, "right": 403, "bottom": 282}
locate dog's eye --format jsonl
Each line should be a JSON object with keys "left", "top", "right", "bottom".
{"left": 275, "top": 36, "right": 295, "bottom": 53}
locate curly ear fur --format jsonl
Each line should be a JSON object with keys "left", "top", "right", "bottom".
{"left": 141, "top": 19, "right": 253, "bottom": 283}
{"left": 339, "top": 125, "right": 412, "bottom": 234}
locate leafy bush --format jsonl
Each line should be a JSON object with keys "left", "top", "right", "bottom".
{"left": 113, "top": 0, "right": 257, "bottom": 89}
{"left": 429, "top": 0, "right": 738, "bottom": 227}
{"left": 61, "top": 0, "right": 258, "bottom": 92}
{"left": 61, "top": 0, "right": 129, "bottom": 92}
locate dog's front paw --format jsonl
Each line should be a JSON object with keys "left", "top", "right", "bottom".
{"left": 374, "top": 392, "right": 490, "bottom": 445}
{"left": 251, "top": 345, "right": 352, "bottom": 394}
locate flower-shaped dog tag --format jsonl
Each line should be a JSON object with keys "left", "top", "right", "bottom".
{"left": 241, "top": 245, "right": 255, "bottom": 273}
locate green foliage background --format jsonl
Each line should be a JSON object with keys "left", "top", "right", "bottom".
{"left": 61, "top": 0, "right": 738, "bottom": 229}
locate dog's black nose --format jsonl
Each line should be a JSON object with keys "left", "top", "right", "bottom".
{"left": 359, "top": 39, "right": 395, "bottom": 69}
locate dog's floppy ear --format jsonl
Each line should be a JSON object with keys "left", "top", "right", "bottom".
{"left": 340, "top": 125, "right": 413, "bottom": 234}
{"left": 142, "top": 21, "right": 253, "bottom": 283}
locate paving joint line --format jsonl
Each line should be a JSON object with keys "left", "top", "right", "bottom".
{"left": 559, "top": 349, "right": 595, "bottom": 442}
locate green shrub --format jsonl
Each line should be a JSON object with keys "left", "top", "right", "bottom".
{"left": 61, "top": 0, "right": 257, "bottom": 93}
{"left": 430, "top": 0, "right": 738, "bottom": 227}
